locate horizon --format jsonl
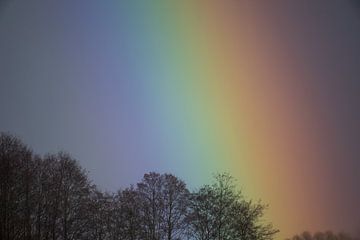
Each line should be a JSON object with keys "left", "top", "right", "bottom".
{"left": 0, "top": 131, "right": 358, "bottom": 240}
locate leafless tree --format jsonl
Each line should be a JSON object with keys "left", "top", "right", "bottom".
{"left": 187, "top": 173, "right": 278, "bottom": 240}
{"left": 0, "top": 133, "right": 280, "bottom": 240}
{"left": 137, "top": 172, "right": 164, "bottom": 240}
{"left": 117, "top": 187, "right": 142, "bottom": 240}
{"left": 161, "top": 174, "right": 190, "bottom": 240}
{"left": 0, "top": 133, "right": 33, "bottom": 240}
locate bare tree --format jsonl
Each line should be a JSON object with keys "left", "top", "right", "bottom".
{"left": 117, "top": 187, "right": 142, "bottom": 240}
{"left": 161, "top": 174, "right": 189, "bottom": 240}
{"left": 56, "top": 152, "right": 92, "bottom": 240}
{"left": 187, "top": 185, "right": 215, "bottom": 240}
{"left": 0, "top": 133, "right": 280, "bottom": 240}
{"left": 86, "top": 189, "right": 113, "bottom": 240}
{"left": 33, "top": 152, "right": 93, "bottom": 240}
{"left": 0, "top": 133, "right": 33, "bottom": 240}
{"left": 32, "top": 154, "right": 53, "bottom": 240}
{"left": 137, "top": 172, "right": 164, "bottom": 240}
{"left": 187, "top": 173, "right": 278, "bottom": 240}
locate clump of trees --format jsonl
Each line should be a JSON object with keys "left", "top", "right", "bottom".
{"left": 287, "top": 231, "right": 359, "bottom": 240}
{"left": 0, "top": 132, "right": 278, "bottom": 240}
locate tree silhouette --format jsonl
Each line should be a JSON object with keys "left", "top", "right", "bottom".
{"left": 137, "top": 172, "right": 164, "bottom": 240}
{"left": 286, "top": 231, "right": 359, "bottom": 240}
{"left": 0, "top": 133, "right": 33, "bottom": 240}
{"left": 187, "top": 173, "right": 278, "bottom": 240}
{"left": 0, "top": 132, "right": 278, "bottom": 240}
{"left": 161, "top": 173, "right": 189, "bottom": 240}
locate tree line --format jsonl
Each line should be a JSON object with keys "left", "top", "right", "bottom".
{"left": 286, "top": 231, "right": 359, "bottom": 240}
{"left": 0, "top": 132, "right": 278, "bottom": 240}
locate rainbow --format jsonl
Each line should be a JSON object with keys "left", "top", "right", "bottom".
{"left": 87, "top": 2, "right": 340, "bottom": 239}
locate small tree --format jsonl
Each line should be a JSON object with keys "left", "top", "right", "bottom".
{"left": 187, "top": 173, "right": 278, "bottom": 240}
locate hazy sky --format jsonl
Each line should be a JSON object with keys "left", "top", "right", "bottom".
{"left": 0, "top": 1, "right": 359, "bottom": 238}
